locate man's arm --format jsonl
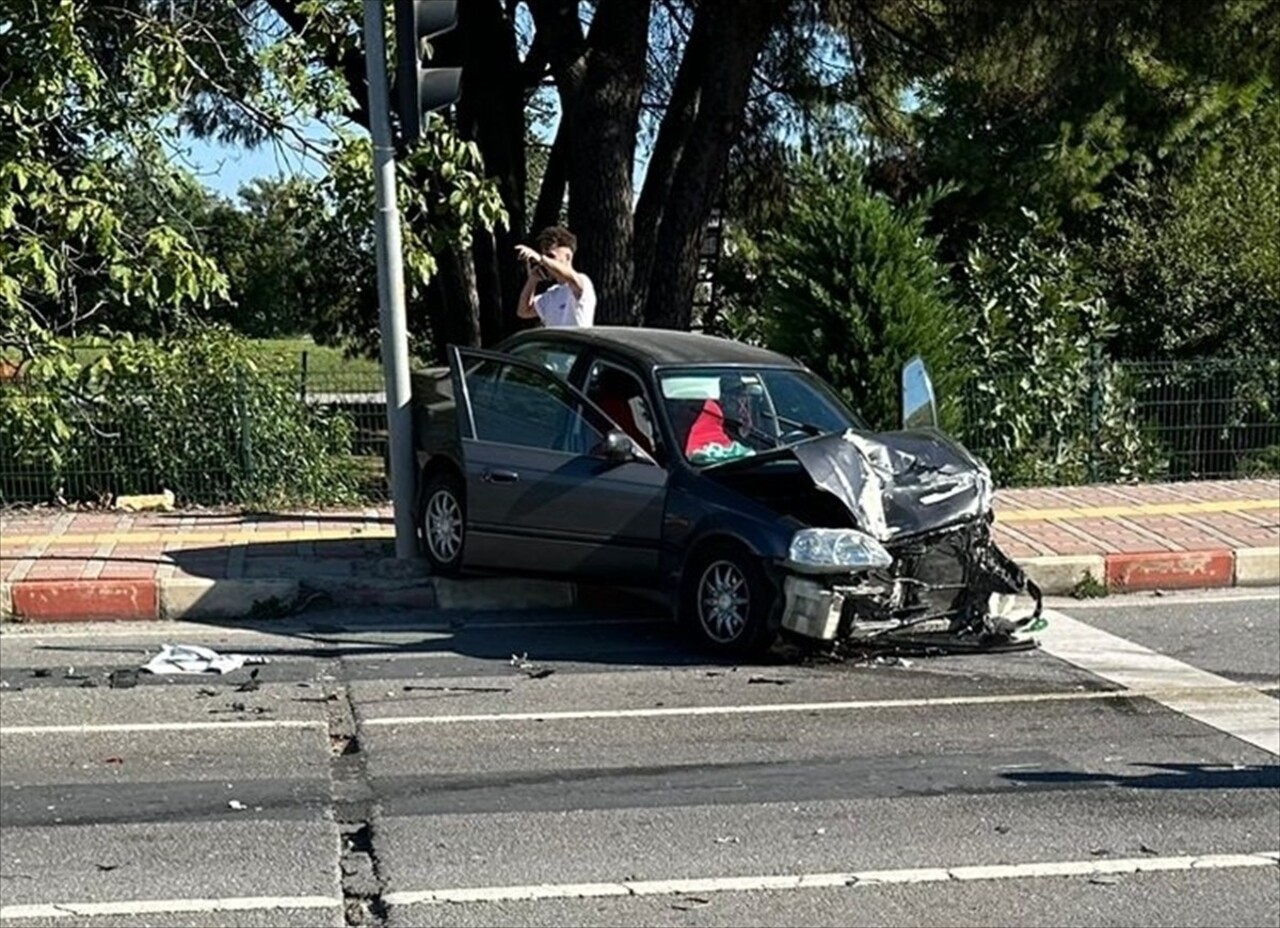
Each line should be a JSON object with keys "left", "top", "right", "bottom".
{"left": 516, "top": 264, "right": 541, "bottom": 320}
{"left": 536, "top": 254, "right": 586, "bottom": 298}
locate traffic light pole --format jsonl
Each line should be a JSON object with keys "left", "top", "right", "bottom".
{"left": 363, "top": 0, "right": 418, "bottom": 560}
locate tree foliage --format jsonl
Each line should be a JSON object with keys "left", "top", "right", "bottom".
{"left": 0, "top": 0, "right": 230, "bottom": 361}
{"left": 718, "top": 148, "right": 967, "bottom": 432}
{"left": 1, "top": 0, "right": 504, "bottom": 365}
{"left": 1092, "top": 92, "right": 1280, "bottom": 360}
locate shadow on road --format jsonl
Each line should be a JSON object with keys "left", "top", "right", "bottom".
{"left": 1003, "top": 762, "right": 1280, "bottom": 791}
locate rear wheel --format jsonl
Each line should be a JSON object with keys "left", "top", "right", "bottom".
{"left": 681, "top": 542, "right": 778, "bottom": 658}
{"left": 420, "top": 471, "right": 465, "bottom": 576}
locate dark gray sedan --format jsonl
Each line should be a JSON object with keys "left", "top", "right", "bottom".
{"left": 412, "top": 327, "right": 1038, "bottom": 657}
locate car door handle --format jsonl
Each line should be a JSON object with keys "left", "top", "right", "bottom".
{"left": 482, "top": 468, "right": 520, "bottom": 485}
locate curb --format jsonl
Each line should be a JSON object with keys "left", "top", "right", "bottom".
{"left": 1, "top": 547, "right": 1277, "bottom": 623}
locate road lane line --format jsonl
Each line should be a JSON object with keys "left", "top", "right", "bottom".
{"left": 0, "top": 720, "right": 326, "bottom": 736}
{"left": 360, "top": 685, "right": 1261, "bottom": 727}
{"left": 0, "top": 895, "right": 341, "bottom": 921}
{"left": 1039, "top": 609, "right": 1280, "bottom": 755}
{"left": 379, "top": 851, "right": 1280, "bottom": 906}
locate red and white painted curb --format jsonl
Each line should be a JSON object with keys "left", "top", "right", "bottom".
{"left": 1, "top": 548, "right": 1276, "bottom": 623}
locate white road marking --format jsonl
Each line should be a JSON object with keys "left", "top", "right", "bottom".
{"left": 0, "top": 719, "right": 325, "bottom": 736}
{"left": 380, "top": 851, "right": 1280, "bottom": 906}
{"left": 1039, "top": 609, "right": 1280, "bottom": 755}
{"left": 0, "top": 894, "right": 341, "bottom": 920}
{"left": 361, "top": 685, "right": 1254, "bottom": 727}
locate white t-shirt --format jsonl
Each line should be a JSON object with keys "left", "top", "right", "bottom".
{"left": 533, "top": 276, "right": 596, "bottom": 327}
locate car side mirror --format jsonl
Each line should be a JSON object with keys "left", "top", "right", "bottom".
{"left": 900, "top": 356, "right": 939, "bottom": 430}
{"left": 603, "top": 429, "right": 636, "bottom": 464}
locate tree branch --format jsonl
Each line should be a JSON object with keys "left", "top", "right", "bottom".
{"left": 262, "top": 0, "right": 371, "bottom": 130}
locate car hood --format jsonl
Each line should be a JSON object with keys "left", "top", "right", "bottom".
{"left": 713, "top": 428, "right": 994, "bottom": 542}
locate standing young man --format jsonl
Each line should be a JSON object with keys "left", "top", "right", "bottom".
{"left": 515, "top": 226, "right": 596, "bottom": 327}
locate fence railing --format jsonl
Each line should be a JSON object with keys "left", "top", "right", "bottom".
{"left": 955, "top": 357, "right": 1280, "bottom": 487}
{"left": 0, "top": 367, "right": 394, "bottom": 507}
{"left": 2, "top": 355, "right": 1276, "bottom": 507}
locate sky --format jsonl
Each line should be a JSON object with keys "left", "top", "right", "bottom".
{"left": 177, "top": 130, "right": 330, "bottom": 201}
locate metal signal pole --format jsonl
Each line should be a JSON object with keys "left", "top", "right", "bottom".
{"left": 363, "top": 0, "right": 418, "bottom": 559}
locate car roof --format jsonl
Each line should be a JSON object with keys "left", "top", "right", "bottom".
{"left": 500, "top": 326, "right": 800, "bottom": 369}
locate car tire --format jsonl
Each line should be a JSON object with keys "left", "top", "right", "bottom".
{"left": 420, "top": 470, "right": 466, "bottom": 576}
{"left": 680, "top": 541, "right": 778, "bottom": 659}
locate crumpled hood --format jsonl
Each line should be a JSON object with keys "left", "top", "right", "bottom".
{"left": 789, "top": 428, "right": 994, "bottom": 542}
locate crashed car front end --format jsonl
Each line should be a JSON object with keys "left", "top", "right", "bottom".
{"left": 749, "top": 429, "right": 1041, "bottom": 646}
{"left": 779, "top": 516, "right": 1039, "bottom": 645}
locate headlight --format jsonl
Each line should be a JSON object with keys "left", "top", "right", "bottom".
{"left": 787, "top": 528, "right": 893, "bottom": 573}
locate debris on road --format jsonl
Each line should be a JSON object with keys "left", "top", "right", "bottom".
{"left": 209, "top": 701, "right": 272, "bottom": 716}
{"left": 102, "top": 757, "right": 123, "bottom": 765}
{"left": 748, "top": 675, "right": 792, "bottom": 685}
{"left": 142, "top": 644, "right": 268, "bottom": 676}
{"left": 510, "top": 652, "right": 556, "bottom": 679}
{"left": 108, "top": 669, "right": 138, "bottom": 689}
{"left": 714, "top": 836, "right": 740, "bottom": 845}
{"left": 235, "top": 669, "right": 262, "bottom": 692}
{"left": 403, "top": 684, "right": 513, "bottom": 693}
{"left": 1089, "top": 874, "right": 1122, "bottom": 886}
{"left": 671, "top": 897, "right": 711, "bottom": 911}
{"left": 228, "top": 800, "right": 247, "bottom": 811}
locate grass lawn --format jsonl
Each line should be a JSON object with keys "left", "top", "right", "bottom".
{"left": 2, "top": 335, "right": 387, "bottom": 386}
{"left": 244, "top": 337, "right": 385, "bottom": 379}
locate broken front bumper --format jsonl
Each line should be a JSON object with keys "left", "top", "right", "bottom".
{"left": 779, "top": 518, "right": 1040, "bottom": 642}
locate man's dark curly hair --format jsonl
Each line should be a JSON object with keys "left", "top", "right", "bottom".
{"left": 534, "top": 225, "right": 577, "bottom": 254}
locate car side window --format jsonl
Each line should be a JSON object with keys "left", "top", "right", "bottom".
{"left": 584, "top": 360, "right": 661, "bottom": 460}
{"left": 505, "top": 341, "right": 581, "bottom": 379}
{"left": 463, "top": 357, "right": 606, "bottom": 455}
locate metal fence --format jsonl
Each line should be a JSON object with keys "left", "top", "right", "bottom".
{"left": 1, "top": 354, "right": 1276, "bottom": 507}
{"left": 0, "top": 365, "right": 394, "bottom": 507}
{"left": 956, "top": 357, "right": 1280, "bottom": 486}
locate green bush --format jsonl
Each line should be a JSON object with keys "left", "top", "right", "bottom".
{"left": 0, "top": 327, "right": 362, "bottom": 507}
{"left": 1240, "top": 445, "right": 1280, "bottom": 478}
{"left": 955, "top": 222, "right": 1167, "bottom": 486}
{"left": 719, "top": 148, "right": 970, "bottom": 433}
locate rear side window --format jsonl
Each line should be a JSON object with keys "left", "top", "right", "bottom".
{"left": 505, "top": 340, "right": 581, "bottom": 378}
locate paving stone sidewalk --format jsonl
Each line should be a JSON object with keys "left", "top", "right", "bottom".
{"left": 1, "top": 479, "right": 1277, "bottom": 622}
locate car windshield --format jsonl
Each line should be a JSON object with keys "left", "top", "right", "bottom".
{"left": 658, "top": 367, "right": 862, "bottom": 466}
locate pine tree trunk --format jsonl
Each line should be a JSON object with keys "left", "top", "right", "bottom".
{"left": 565, "top": 0, "right": 651, "bottom": 325}
{"left": 642, "top": 0, "right": 786, "bottom": 331}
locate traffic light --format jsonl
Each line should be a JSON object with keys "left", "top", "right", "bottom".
{"left": 394, "top": 0, "right": 462, "bottom": 148}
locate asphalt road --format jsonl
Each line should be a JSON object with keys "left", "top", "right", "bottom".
{"left": 1, "top": 589, "right": 1277, "bottom": 928}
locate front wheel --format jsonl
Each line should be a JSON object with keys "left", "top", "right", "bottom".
{"left": 680, "top": 542, "right": 778, "bottom": 659}
{"left": 420, "top": 471, "right": 466, "bottom": 576}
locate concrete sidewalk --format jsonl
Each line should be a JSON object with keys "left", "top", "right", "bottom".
{"left": 1, "top": 479, "right": 1277, "bottom": 623}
